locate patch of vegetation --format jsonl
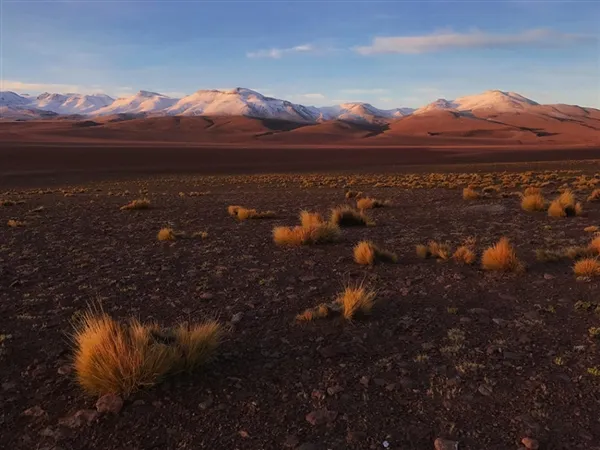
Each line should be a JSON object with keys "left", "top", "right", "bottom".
{"left": 573, "top": 258, "right": 600, "bottom": 277}
{"left": 462, "top": 187, "right": 479, "bottom": 200}
{"left": 329, "top": 205, "right": 374, "bottom": 227}
{"left": 482, "top": 237, "right": 524, "bottom": 273}
{"left": 353, "top": 241, "right": 397, "bottom": 265}
{"left": 120, "top": 198, "right": 151, "bottom": 211}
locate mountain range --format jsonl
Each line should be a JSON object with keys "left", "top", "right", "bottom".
{"left": 1, "top": 88, "right": 599, "bottom": 146}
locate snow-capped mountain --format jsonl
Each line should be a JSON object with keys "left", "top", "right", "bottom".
{"left": 314, "top": 102, "right": 414, "bottom": 123}
{"left": 165, "top": 88, "right": 317, "bottom": 122}
{"left": 0, "top": 91, "right": 32, "bottom": 107}
{"left": 34, "top": 92, "right": 114, "bottom": 115}
{"left": 415, "top": 90, "right": 539, "bottom": 114}
{"left": 93, "top": 91, "right": 178, "bottom": 115}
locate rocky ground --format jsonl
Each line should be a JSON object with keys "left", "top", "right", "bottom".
{"left": 1, "top": 168, "right": 600, "bottom": 450}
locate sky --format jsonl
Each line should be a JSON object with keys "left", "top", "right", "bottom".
{"left": 1, "top": 0, "right": 599, "bottom": 108}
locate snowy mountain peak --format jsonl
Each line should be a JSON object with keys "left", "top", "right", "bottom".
{"left": 136, "top": 90, "right": 167, "bottom": 98}
{"left": 0, "top": 91, "right": 31, "bottom": 107}
{"left": 415, "top": 90, "right": 538, "bottom": 114}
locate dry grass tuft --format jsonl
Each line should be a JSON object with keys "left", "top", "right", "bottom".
{"left": 329, "top": 205, "right": 374, "bottom": 227}
{"left": 521, "top": 193, "right": 546, "bottom": 212}
{"left": 416, "top": 244, "right": 429, "bottom": 259}
{"left": 273, "top": 223, "right": 340, "bottom": 246}
{"left": 573, "top": 258, "right": 600, "bottom": 277}
{"left": 353, "top": 241, "right": 397, "bottom": 265}
{"left": 345, "top": 190, "right": 362, "bottom": 199}
{"left": 299, "top": 210, "right": 324, "bottom": 228}
{"left": 229, "top": 206, "right": 276, "bottom": 221}
{"left": 563, "top": 246, "right": 595, "bottom": 260}
{"left": 228, "top": 205, "right": 242, "bottom": 216}
{"left": 356, "top": 197, "right": 389, "bottom": 209}
{"left": 72, "top": 310, "right": 221, "bottom": 396}
{"left": 428, "top": 241, "right": 452, "bottom": 260}
{"left": 548, "top": 190, "right": 582, "bottom": 217}
{"left": 7, "top": 219, "right": 25, "bottom": 227}
{"left": 157, "top": 228, "right": 176, "bottom": 241}
{"left": 336, "top": 284, "right": 376, "bottom": 320}
{"left": 587, "top": 189, "right": 600, "bottom": 202}
{"left": 584, "top": 226, "right": 599, "bottom": 233}
{"left": 462, "top": 187, "right": 479, "bottom": 200}
{"left": 453, "top": 246, "right": 476, "bottom": 264}
{"left": 589, "top": 236, "right": 600, "bottom": 255}
{"left": 481, "top": 237, "right": 524, "bottom": 273}
{"left": 296, "top": 304, "right": 331, "bottom": 321}
{"left": 524, "top": 186, "right": 542, "bottom": 196}
{"left": 120, "top": 199, "right": 151, "bottom": 211}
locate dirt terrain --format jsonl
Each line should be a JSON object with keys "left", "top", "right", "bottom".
{"left": 1, "top": 165, "right": 600, "bottom": 450}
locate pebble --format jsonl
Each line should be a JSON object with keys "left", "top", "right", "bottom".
{"left": 199, "top": 396, "right": 213, "bottom": 410}
{"left": 327, "top": 385, "right": 344, "bottom": 396}
{"left": 57, "top": 365, "right": 72, "bottom": 375}
{"left": 199, "top": 292, "right": 214, "bottom": 300}
{"left": 95, "top": 393, "right": 123, "bottom": 414}
{"left": 305, "top": 408, "right": 338, "bottom": 426}
{"left": 521, "top": 437, "right": 539, "bottom": 449}
{"left": 434, "top": 438, "right": 459, "bottom": 450}
{"left": 360, "top": 376, "right": 370, "bottom": 387}
{"left": 23, "top": 406, "right": 45, "bottom": 417}
{"left": 58, "top": 409, "right": 99, "bottom": 428}
{"left": 543, "top": 273, "right": 555, "bottom": 280}
{"left": 230, "top": 312, "right": 244, "bottom": 324}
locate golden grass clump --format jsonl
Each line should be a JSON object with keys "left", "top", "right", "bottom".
{"left": 481, "top": 237, "right": 524, "bottom": 273}
{"left": 353, "top": 240, "right": 398, "bottom": 265}
{"left": 120, "top": 198, "right": 151, "bottom": 211}
{"left": 589, "top": 236, "right": 600, "bottom": 254}
{"left": 7, "top": 219, "right": 25, "bottom": 227}
{"left": 72, "top": 310, "right": 221, "bottom": 396}
{"left": 345, "top": 190, "right": 361, "bottom": 199}
{"left": 229, "top": 206, "right": 275, "bottom": 221}
{"left": 548, "top": 190, "right": 582, "bottom": 217}
{"left": 336, "top": 284, "right": 376, "bottom": 320}
{"left": 462, "top": 187, "right": 479, "bottom": 200}
{"left": 329, "top": 205, "right": 374, "bottom": 227}
{"left": 299, "top": 210, "right": 324, "bottom": 228}
{"left": 453, "top": 246, "right": 476, "bottom": 264}
{"left": 416, "top": 244, "right": 429, "bottom": 259}
{"left": 157, "top": 228, "right": 176, "bottom": 241}
{"left": 573, "top": 258, "right": 600, "bottom": 277}
{"left": 356, "top": 197, "right": 388, "bottom": 209}
{"left": 587, "top": 189, "right": 600, "bottom": 202}
{"left": 521, "top": 193, "right": 546, "bottom": 212}
{"left": 584, "top": 226, "right": 599, "bottom": 233}
{"left": 428, "top": 240, "right": 452, "bottom": 260}
{"left": 524, "top": 186, "right": 542, "bottom": 196}
{"left": 273, "top": 223, "right": 340, "bottom": 246}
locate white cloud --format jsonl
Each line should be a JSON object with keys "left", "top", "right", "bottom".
{"left": 247, "top": 44, "right": 315, "bottom": 59}
{"left": 354, "top": 29, "right": 596, "bottom": 55}
{"left": 1, "top": 80, "right": 90, "bottom": 94}
{"left": 299, "top": 93, "right": 326, "bottom": 100}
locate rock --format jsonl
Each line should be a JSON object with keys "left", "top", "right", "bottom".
{"left": 58, "top": 409, "right": 99, "bottom": 428}
{"left": 300, "top": 275, "right": 318, "bottom": 282}
{"left": 305, "top": 408, "right": 338, "bottom": 426}
{"left": 359, "top": 376, "right": 370, "bottom": 387}
{"left": 521, "top": 437, "right": 539, "bottom": 449}
{"left": 543, "top": 273, "right": 554, "bottom": 280}
{"left": 23, "top": 406, "right": 45, "bottom": 417}
{"left": 478, "top": 384, "right": 493, "bottom": 396}
{"left": 434, "top": 438, "right": 459, "bottom": 450}
{"left": 398, "top": 377, "right": 414, "bottom": 389}
{"left": 199, "top": 396, "right": 213, "bottom": 410}
{"left": 132, "top": 400, "right": 146, "bottom": 407}
{"left": 238, "top": 430, "right": 250, "bottom": 438}
{"left": 199, "top": 292, "right": 214, "bottom": 300}
{"left": 231, "top": 312, "right": 243, "bottom": 324}
{"left": 347, "top": 431, "right": 367, "bottom": 444}
{"left": 327, "top": 385, "right": 344, "bottom": 396}
{"left": 283, "top": 435, "right": 300, "bottom": 448}
{"left": 95, "top": 393, "right": 123, "bottom": 414}
{"left": 311, "top": 390, "right": 325, "bottom": 400}
{"left": 57, "top": 365, "right": 72, "bottom": 375}
{"left": 39, "top": 427, "right": 64, "bottom": 440}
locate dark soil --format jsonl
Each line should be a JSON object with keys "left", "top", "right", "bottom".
{"left": 1, "top": 170, "right": 600, "bottom": 450}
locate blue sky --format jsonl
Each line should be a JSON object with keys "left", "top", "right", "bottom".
{"left": 1, "top": 0, "right": 599, "bottom": 108}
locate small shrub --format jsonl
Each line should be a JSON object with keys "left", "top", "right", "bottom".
{"left": 336, "top": 284, "right": 376, "bottom": 320}
{"left": 299, "top": 210, "right": 324, "bottom": 228}
{"left": 416, "top": 244, "right": 429, "bottom": 259}
{"left": 229, "top": 206, "right": 275, "bottom": 221}
{"left": 588, "top": 189, "right": 600, "bottom": 202}
{"left": 157, "top": 228, "right": 176, "bottom": 241}
{"left": 172, "top": 321, "right": 222, "bottom": 372}
{"left": 453, "top": 246, "right": 476, "bottom": 264}
{"left": 589, "top": 236, "right": 600, "bottom": 254}
{"left": 296, "top": 304, "right": 331, "bottom": 322}
{"left": 192, "top": 231, "right": 209, "bottom": 239}
{"left": 428, "top": 241, "right": 452, "bottom": 260}
{"left": 462, "top": 188, "right": 479, "bottom": 200}
{"left": 273, "top": 223, "right": 340, "bottom": 246}
{"left": 524, "top": 186, "right": 542, "bottom": 196}
{"left": 120, "top": 199, "right": 151, "bottom": 211}
{"left": 481, "top": 237, "right": 524, "bottom": 273}
{"left": 353, "top": 241, "right": 397, "bottom": 265}
{"left": 573, "top": 258, "right": 600, "bottom": 277}
{"left": 329, "top": 206, "right": 373, "bottom": 227}
{"left": 548, "top": 190, "right": 582, "bottom": 217}
{"left": 521, "top": 193, "right": 545, "bottom": 212}
{"left": 227, "top": 205, "right": 242, "bottom": 216}
{"left": 564, "top": 246, "right": 595, "bottom": 260}
{"left": 356, "top": 197, "right": 388, "bottom": 209}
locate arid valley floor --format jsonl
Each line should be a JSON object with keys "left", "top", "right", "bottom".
{"left": 2, "top": 144, "right": 600, "bottom": 450}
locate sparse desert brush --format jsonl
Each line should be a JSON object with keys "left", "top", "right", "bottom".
{"left": 548, "top": 190, "right": 582, "bottom": 217}
{"left": 416, "top": 244, "right": 430, "bottom": 259}
{"left": 563, "top": 246, "right": 595, "bottom": 260}
{"left": 230, "top": 206, "right": 275, "bottom": 221}
{"left": 535, "top": 248, "right": 563, "bottom": 263}
{"left": 573, "top": 258, "right": 600, "bottom": 277}
{"left": 336, "top": 284, "right": 376, "bottom": 320}
{"left": 482, "top": 185, "right": 500, "bottom": 194}
{"left": 524, "top": 186, "right": 542, "bottom": 196}
{"left": 589, "top": 236, "right": 600, "bottom": 254}
{"left": 273, "top": 223, "right": 340, "bottom": 246}
{"left": 521, "top": 193, "right": 546, "bottom": 212}
{"left": 588, "top": 189, "right": 600, "bottom": 202}
{"left": 453, "top": 246, "right": 476, "bottom": 264}
{"left": 329, "top": 205, "right": 374, "bottom": 227}
{"left": 120, "top": 198, "right": 151, "bottom": 211}
{"left": 345, "top": 190, "right": 361, "bottom": 199}
{"left": 462, "top": 187, "right": 479, "bottom": 200}
{"left": 481, "top": 237, "right": 524, "bottom": 273}
{"left": 353, "top": 240, "right": 397, "bottom": 265}
{"left": 296, "top": 304, "right": 331, "bottom": 322}
{"left": 428, "top": 241, "right": 452, "bottom": 260}
{"left": 72, "top": 310, "right": 221, "bottom": 396}
{"left": 227, "top": 205, "right": 242, "bottom": 216}
{"left": 356, "top": 197, "right": 388, "bottom": 209}
{"left": 7, "top": 219, "right": 25, "bottom": 227}
{"left": 157, "top": 228, "right": 176, "bottom": 241}
{"left": 299, "top": 210, "right": 324, "bottom": 227}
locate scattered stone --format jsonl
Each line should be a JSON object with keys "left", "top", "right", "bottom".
{"left": 58, "top": 409, "right": 99, "bottom": 428}
{"left": 466, "top": 204, "right": 507, "bottom": 214}
{"left": 434, "top": 438, "right": 459, "bottom": 450}
{"left": 132, "top": 400, "right": 146, "bottom": 407}
{"left": 199, "top": 292, "right": 214, "bottom": 300}
{"left": 311, "top": 390, "right": 325, "bottom": 400}
{"left": 521, "top": 437, "right": 539, "bottom": 449}
{"left": 300, "top": 275, "right": 318, "bottom": 282}
{"left": 199, "top": 396, "right": 213, "bottom": 410}
{"left": 305, "top": 408, "right": 338, "bottom": 426}
{"left": 346, "top": 430, "right": 367, "bottom": 444}
{"left": 326, "top": 385, "right": 344, "bottom": 396}
{"left": 478, "top": 384, "right": 493, "bottom": 396}
{"left": 95, "top": 393, "right": 123, "bottom": 414}
{"left": 283, "top": 435, "right": 300, "bottom": 448}
{"left": 359, "top": 376, "right": 370, "bottom": 387}
{"left": 543, "top": 273, "right": 555, "bottom": 280}
{"left": 230, "top": 312, "right": 244, "bottom": 324}
{"left": 23, "top": 406, "right": 45, "bottom": 417}
{"left": 39, "top": 427, "right": 64, "bottom": 440}
{"left": 398, "top": 377, "right": 414, "bottom": 389}
{"left": 57, "top": 364, "right": 72, "bottom": 375}
{"left": 238, "top": 430, "right": 250, "bottom": 438}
